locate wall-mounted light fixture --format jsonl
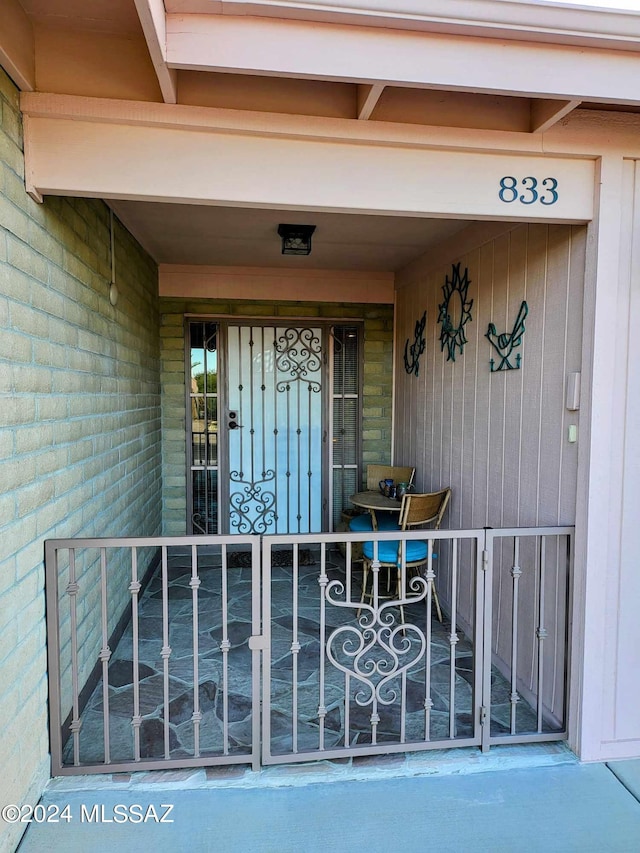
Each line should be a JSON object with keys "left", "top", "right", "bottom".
{"left": 277, "top": 223, "right": 316, "bottom": 256}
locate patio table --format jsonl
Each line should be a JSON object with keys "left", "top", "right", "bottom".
{"left": 349, "top": 490, "right": 403, "bottom": 531}
{"left": 349, "top": 490, "right": 403, "bottom": 513}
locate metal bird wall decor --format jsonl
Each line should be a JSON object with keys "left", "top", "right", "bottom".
{"left": 404, "top": 310, "right": 427, "bottom": 376}
{"left": 485, "top": 300, "right": 529, "bottom": 372}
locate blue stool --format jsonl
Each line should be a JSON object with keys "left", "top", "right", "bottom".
{"left": 349, "top": 513, "right": 400, "bottom": 532}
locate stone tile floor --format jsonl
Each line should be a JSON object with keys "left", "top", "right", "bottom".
{"left": 64, "top": 545, "right": 546, "bottom": 768}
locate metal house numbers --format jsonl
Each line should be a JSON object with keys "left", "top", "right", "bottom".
{"left": 438, "top": 263, "right": 473, "bottom": 362}
{"left": 404, "top": 310, "right": 426, "bottom": 376}
{"left": 485, "top": 300, "right": 528, "bottom": 372}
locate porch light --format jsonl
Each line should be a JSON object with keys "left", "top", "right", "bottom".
{"left": 277, "top": 223, "right": 316, "bottom": 255}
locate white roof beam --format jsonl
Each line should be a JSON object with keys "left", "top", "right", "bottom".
{"left": 20, "top": 94, "right": 596, "bottom": 222}
{"left": 134, "top": 0, "right": 178, "bottom": 104}
{"left": 357, "top": 84, "right": 385, "bottom": 120}
{"left": 165, "top": 15, "right": 640, "bottom": 108}
{"left": 530, "top": 99, "right": 582, "bottom": 134}
{"left": 168, "top": 1, "right": 640, "bottom": 52}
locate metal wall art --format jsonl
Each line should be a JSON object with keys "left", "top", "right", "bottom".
{"left": 485, "top": 300, "right": 528, "bottom": 372}
{"left": 403, "top": 310, "right": 426, "bottom": 376}
{"left": 438, "top": 263, "right": 473, "bottom": 362}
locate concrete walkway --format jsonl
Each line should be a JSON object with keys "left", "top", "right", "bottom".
{"left": 17, "top": 750, "right": 640, "bottom": 853}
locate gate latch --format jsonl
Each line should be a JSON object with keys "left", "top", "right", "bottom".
{"left": 249, "top": 635, "right": 268, "bottom": 651}
{"left": 480, "top": 705, "right": 488, "bottom": 726}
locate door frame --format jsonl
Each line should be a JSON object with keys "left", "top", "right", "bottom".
{"left": 185, "top": 315, "right": 364, "bottom": 535}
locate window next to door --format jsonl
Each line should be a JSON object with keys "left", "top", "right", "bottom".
{"left": 331, "top": 325, "right": 361, "bottom": 531}
{"left": 189, "top": 321, "right": 219, "bottom": 534}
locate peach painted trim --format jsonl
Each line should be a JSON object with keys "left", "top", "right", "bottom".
{"left": 0, "top": 0, "right": 35, "bottom": 91}
{"left": 159, "top": 265, "right": 394, "bottom": 304}
{"left": 134, "top": 0, "right": 178, "bottom": 104}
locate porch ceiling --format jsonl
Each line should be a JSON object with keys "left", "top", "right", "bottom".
{"left": 108, "top": 200, "right": 472, "bottom": 271}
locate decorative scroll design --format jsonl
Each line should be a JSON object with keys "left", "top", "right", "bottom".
{"left": 229, "top": 469, "right": 276, "bottom": 534}
{"left": 274, "top": 327, "right": 322, "bottom": 392}
{"left": 324, "top": 574, "right": 429, "bottom": 724}
{"left": 404, "top": 310, "right": 427, "bottom": 376}
{"left": 204, "top": 324, "right": 217, "bottom": 353}
{"left": 485, "top": 300, "right": 528, "bottom": 372}
{"left": 438, "top": 263, "right": 473, "bottom": 362}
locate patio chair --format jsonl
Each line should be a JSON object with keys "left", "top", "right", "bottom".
{"left": 348, "top": 464, "right": 416, "bottom": 532}
{"left": 359, "top": 488, "right": 451, "bottom": 623}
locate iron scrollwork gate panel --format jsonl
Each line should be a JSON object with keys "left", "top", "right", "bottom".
{"left": 260, "top": 532, "right": 486, "bottom": 765}
{"left": 226, "top": 326, "right": 325, "bottom": 535}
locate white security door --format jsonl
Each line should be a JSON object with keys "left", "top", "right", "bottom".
{"left": 225, "top": 325, "right": 325, "bottom": 534}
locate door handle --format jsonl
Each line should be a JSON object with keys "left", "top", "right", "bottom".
{"left": 228, "top": 421, "right": 242, "bottom": 430}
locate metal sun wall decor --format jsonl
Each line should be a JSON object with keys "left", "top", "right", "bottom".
{"left": 438, "top": 263, "right": 473, "bottom": 362}
{"left": 403, "top": 310, "right": 427, "bottom": 376}
{"left": 485, "top": 300, "right": 529, "bottom": 372}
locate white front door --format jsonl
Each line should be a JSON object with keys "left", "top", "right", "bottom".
{"left": 225, "top": 324, "right": 325, "bottom": 534}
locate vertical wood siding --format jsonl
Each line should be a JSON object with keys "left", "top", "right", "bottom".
{"left": 605, "top": 160, "right": 640, "bottom": 746}
{"left": 395, "top": 223, "right": 585, "bottom": 723}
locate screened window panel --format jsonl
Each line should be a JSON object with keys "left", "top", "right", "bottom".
{"left": 332, "top": 467, "right": 358, "bottom": 530}
{"left": 332, "top": 398, "right": 359, "bottom": 465}
{"left": 333, "top": 327, "right": 359, "bottom": 395}
{"left": 192, "top": 469, "right": 218, "bottom": 534}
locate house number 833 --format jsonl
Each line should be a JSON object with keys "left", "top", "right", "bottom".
{"left": 498, "top": 176, "right": 558, "bottom": 205}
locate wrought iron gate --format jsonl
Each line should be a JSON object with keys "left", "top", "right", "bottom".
{"left": 45, "top": 526, "right": 572, "bottom": 774}
{"left": 260, "top": 527, "right": 572, "bottom": 764}
{"left": 226, "top": 324, "right": 325, "bottom": 535}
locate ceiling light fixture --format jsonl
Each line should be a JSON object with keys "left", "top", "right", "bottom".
{"left": 277, "top": 223, "right": 316, "bottom": 256}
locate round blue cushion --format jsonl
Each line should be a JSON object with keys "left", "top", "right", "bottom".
{"left": 362, "top": 539, "right": 428, "bottom": 563}
{"left": 349, "top": 513, "right": 400, "bottom": 532}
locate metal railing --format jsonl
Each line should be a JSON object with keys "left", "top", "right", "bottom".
{"left": 44, "top": 525, "right": 573, "bottom": 774}
{"left": 45, "top": 535, "right": 262, "bottom": 775}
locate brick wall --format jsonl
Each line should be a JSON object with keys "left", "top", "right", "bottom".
{"left": 0, "top": 68, "right": 161, "bottom": 853}
{"left": 160, "top": 299, "right": 394, "bottom": 535}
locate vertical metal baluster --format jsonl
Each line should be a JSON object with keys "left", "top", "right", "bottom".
{"left": 261, "top": 328, "right": 267, "bottom": 526}
{"left": 344, "top": 545, "right": 353, "bottom": 745}
{"left": 129, "top": 547, "right": 142, "bottom": 761}
{"left": 67, "top": 549, "right": 82, "bottom": 765}
{"left": 249, "top": 328, "right": 256, "bottom": 524}
{"left": 509, "top": 537, "right": 521, "bottom": 734}
{"left": 370, "top": 540, "right": 380, "bottom": 745}
{"left": 296, "top": 362, "right": 302, "bottom": 533}
{"left": 251, "top": 536, "right": 262, "bottom": 771}
{"left": 238, "top": 327, "right": 244, "bottom": 510}
{"left": 190, "top": 544, "right": 201, "bottom": 757}
{"left": 99, "top": 547, "right": 112, "bottom": 764}
{"left": 221, "top": 544, "right": 230, "bottom": 754}
{"left": 551, "top": 536, "right": 560, "bottom": 712}
{"left": 286, "top": 376, "right": 291, "bottom": 533}
{"left": 291, "top": 544, "right": 300, "bottom": 753}
{"left": 345, "top": 543, "right": 352, "bottom": 602}
{"left": 160, "top": 545, "right": 172, "bottom": 759}
{"left": 424, "top": 540, "right": 434, "bottom": 741}
{"left": 562, "top": 534, "right": 572, "bottom": 727}
{"left": 261, "top": 540, "right": 273, "bottom": 765}
{"left": 398, "top": 539, "right": 407, "bottom": 626}
{"left": 537, "top": 537, "right": 547, "bottom": 733}
{"left": 317, "top": 543, "right": 327, "bottom": 751}
{"left": 400, "top": 669, "right": 407, "bottom": 744}
{"left": 307, "top": 383, "right": 312, "bottom": 531}
{"left": 344, "top": 671, "right": 351, "bottom": 748}
{"left": 271, "top": 328, "right": 279, "bottom": 532}
{"left": 448, "top": 538, "right": 459, "bottom": 740}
